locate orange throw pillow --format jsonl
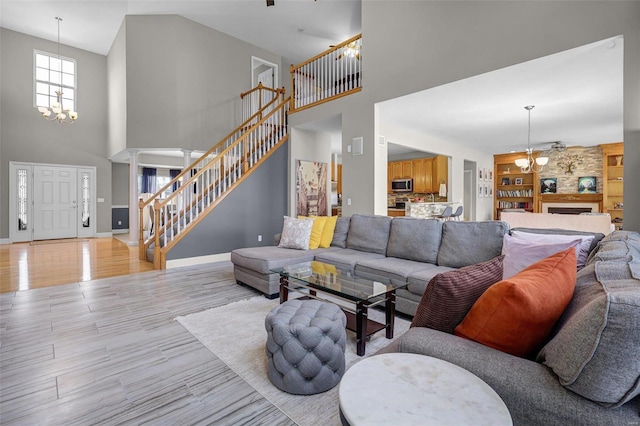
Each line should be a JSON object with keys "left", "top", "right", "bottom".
{"left": 454, "top": 247, "right": 577, "bottom": 358}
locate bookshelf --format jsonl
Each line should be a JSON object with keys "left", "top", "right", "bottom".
{"left": 494, "top": 152, "right": 539, "bottom": 219}
{"left": 600, "top": 142, "right": 624, "bottom": 230}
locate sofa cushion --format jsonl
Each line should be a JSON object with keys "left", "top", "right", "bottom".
{"left": 386, "top": 217, "right": 442, "bottom": 263}
{"left": 501, "top": 234, "right": 582, "bottom": 279}
{"left": 346, "top": 214, "right": 392, "bottom": 255}
{"left": 331, "top": 216, "right": 351, "bottom": 248}
{"left": 314, "top": 248, "right": 386, "bottom": 272}
{"left": 437, "top": 221, "right": 509, "bottom": 268}
{"left": 537, "top": 232, "right": 640, "bottom": 407}
{"left": 355, "top": 257, "right": 438, "bottom": 287}
{"left": 411, "top": 255, "right": 505, "bottom": 333}
{"left": 231, "top": 246, "right": 333, "bottom": 275}
{"left": 454, "top": 248, "right": 577, "bottom": 358}
{"left": 510, "top": 227, "right": 605, "bottom": 255}
{"left": 511, "top": 230, "right": 595, "bottom": 270}
{"left": 278, "top": 216, "right": 313, "bottom": 250}
{"left": 406, "top": 266, "right": 457, "bottom": 296}
{"left": 319, "top": 215, "right": 338, "bottom": 248}
{"left": 298, "top": 215, "right": 327, "bottom": 249}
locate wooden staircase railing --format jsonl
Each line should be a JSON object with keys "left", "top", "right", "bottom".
{"left": 290, "top": 33, "right": 362, "bottom": 113}
{"left": 139, "top": 87, "right": 289, "bottom": 269}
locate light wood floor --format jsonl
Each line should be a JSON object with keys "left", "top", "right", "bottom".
{"left": 0, "top": 261, "right": 294, "bottom": 424}
{"left": 0, "top": 237, "right": 156, "bottom": 293}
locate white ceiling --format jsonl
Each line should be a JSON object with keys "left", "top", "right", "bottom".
{"left": 381, "top": 35, "right": 624, "bottom": 156}
{"left": 0, "top": 0, "right": 362, "bottom": 63}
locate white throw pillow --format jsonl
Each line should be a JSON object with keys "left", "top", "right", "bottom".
{"left": 511, "top": 230, "right": 595, "bottom": 270}
{"left": 278, "top": 216, "right": 314, "bottom": 250}
{"left": 501, "top": 234, "right": 582, "bottom": 279}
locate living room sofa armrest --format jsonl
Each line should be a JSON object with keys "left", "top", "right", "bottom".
{"left": 398, "top": 327, "right": 640, "bottom": 426}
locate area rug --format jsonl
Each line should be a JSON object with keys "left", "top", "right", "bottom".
{"left": 176, "top": 296, "right": 410, "bottom": 425}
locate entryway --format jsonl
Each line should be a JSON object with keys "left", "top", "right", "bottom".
{"left": 9, "top": 161, "right": 96, "bottom": 243}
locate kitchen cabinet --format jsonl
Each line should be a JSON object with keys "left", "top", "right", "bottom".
{"left": 402, "top": 161, "right": 413, "bottom": 178}
{"left": 332, "top": 162, "right": 343, "bottom": 194}
{"left": 433, "top": 155, "right": 448, "bottom": 190}
{"left": 412, "top": 158, "right": 433, "bottom": 193}
{"left": 388, "top": 156, "right": 448, "bottom": 194}
{"left": 391, "top": 162, "right": 404, "bottom": 179}
{"left": 600, "top": 142, "right": 624, "bottom": 230}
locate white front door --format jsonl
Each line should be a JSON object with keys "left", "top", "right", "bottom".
{"left": 33, "top": 165, "right": 77, "bottom": 240}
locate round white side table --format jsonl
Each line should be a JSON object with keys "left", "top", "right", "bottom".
{"left": 339, "top": 352, "right": 512, "bottom": 425}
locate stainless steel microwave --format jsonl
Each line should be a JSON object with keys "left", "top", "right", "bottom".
{"left": 391, "top": 178, "right": 413, "bottom": 192}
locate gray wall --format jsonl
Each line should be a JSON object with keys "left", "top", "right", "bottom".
{"left": 0, "top": 28, "right": 111, "bottom": 237}
{"left": 116, "top": 15, "right": 282, "bottom": 156}
{"left": 112, "top": 162, "right": 130, "bottom": 206}
{"left": 168, "top": 141, "right": 288, "bottom": 259}
{"left": 287, "top": 0, "right": 640, "bottom": 231}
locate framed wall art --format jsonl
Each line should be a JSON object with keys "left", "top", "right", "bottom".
{"left": 296, "top": 160, "right": 328, "bottom": 216}
{"left": 578, "top": 176, "right": 597, "bottom": 194}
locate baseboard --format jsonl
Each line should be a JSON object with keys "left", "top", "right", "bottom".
{"left": 0, "top": 238, "right": 10, "bottom": 245}
{"left": 166, "top": 253, "right": 231, "bottom": 269}
{"left": 95, "top": 232, "right": 113, "bottom": 238}
{"left": 112, "top": 229, "right": 129, "bottom": 234}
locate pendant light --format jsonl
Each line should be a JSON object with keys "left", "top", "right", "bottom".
{"left": 37, "top": 17, "right": 78, "bottom": 124}
{"left": 514, "top": 106, "right": 547, "bottom": 173}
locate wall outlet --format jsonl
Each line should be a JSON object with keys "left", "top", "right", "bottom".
{"left": 117, "top": 220, "right": 122, "bottom": 225}
{"left": 258, "top": 235, "right": 262, "bottom": 242}
{"left": 347, "top": 198, "right": 352, "bottom": 206}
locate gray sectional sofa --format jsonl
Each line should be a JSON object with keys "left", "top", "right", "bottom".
{"left": 231, "top": 214, "right": 640, "bottom": 425}
{"left": 399, "top": 230, "right": 640, "bottom": 425}
{"left": 231, "top": 214, "right": 509, "bottom": 316}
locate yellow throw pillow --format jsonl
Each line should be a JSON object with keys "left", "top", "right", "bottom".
{"left": 298, "top": 215, "right": 326, "bottom": 249}
{"left": 319, "top": 215, "right": 338, "bottom": 248}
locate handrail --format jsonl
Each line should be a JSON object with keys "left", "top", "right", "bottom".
{"left": 290, "top": 33, "right": 362, "bottom": 112}
{"left": 139, "top": 91, "right": 290, "bottom": 268}
{"left": 137, "top": 85, "right": 285, "bottom": 222}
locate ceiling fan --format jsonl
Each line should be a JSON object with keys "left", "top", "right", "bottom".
{"left": 330, "top": 41, "right": 361, "bottom": 60}
{"left": 531, "top": 141, "right": 567, "bottom": 153}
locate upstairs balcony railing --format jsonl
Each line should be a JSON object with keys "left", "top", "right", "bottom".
{"left": 290, "top": 33, "right": 362, "bottom": 113}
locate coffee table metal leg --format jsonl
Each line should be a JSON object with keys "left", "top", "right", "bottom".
{"left": 356, "top": 300, "right": 367, "bottom": 356}
{"left": 279, "top": 276, "right": 289, "bottom": 304}
{"left": 386, "top": 289, "right": 396, "bottom": 339}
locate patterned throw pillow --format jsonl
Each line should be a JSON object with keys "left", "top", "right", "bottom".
{"left": 278, "top": 216, "right": 314, "bottom": 250}
{"left": 454, "top": 248, "right": 577, "bottom": 358}
{"left": 298, "top": 216, "right": 327, "bottom": 249}
{"left": 410, "top": 255, "right": 505, "bottom": 333}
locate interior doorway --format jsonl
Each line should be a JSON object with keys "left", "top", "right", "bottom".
{"left": 9, "top": 161, "right": 96, "bottom": 243}
{"left": 463, "top": 160, "right": 476, "bottom": 221}
{"left": 251, "top": 56, "right": 279, "bottom": 89}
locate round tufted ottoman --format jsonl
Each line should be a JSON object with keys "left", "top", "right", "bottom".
{"left": 265, "top": 299, "right": 347, "bottom": 395}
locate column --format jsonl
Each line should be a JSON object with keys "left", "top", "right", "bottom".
{"left": 182, "top": 149, "right": 193, "bottom": 170}
{"left": 128, "top": 150, "right": 139, "bottom": 246}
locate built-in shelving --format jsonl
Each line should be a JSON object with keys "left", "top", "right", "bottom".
{"left": 600, "top": 142, "right": 624, "bottom": 230}
{"left": 493, "top": 152, "right": 539, "bottom": 219}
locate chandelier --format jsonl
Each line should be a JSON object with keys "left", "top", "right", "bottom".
{"left": 37, "top": 17, "right": 78, "bottom": 124}
{"left": 514, "top": 105, "right": 547, "bottom": 173}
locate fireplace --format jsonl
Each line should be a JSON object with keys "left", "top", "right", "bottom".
{"left": 539, "top": 193, "right": 603, "bottom": 215}
{"left": 547, "top": 207, "right": 593, "bottom": 215}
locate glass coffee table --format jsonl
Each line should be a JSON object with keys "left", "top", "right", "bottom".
{"left": 271, "top": 260, "right": 406, "bottom": 356}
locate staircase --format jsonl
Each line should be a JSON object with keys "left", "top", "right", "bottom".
{"left": 139, "top": 85, "right": 289, "bottom": 269}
